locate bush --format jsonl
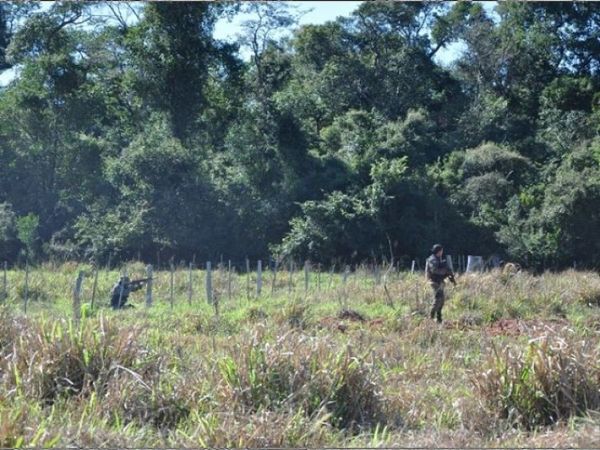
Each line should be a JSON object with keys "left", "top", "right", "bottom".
{"left": 0, "top": 306, "right": 19, "bottom": 350}
{"left": 473, "top": 337, "right": 600, "bottom": 429}
{"left": 218, "top": 332, "right": 385, "bottom": 431}
{"left": 2, "top": 317, "right": 145, "bottom": 403}
{"left": 101, "top": 374, "right": 192, "bottom": 429}
{"left": 577, "top": 286, "right": 600, "bottom": 307}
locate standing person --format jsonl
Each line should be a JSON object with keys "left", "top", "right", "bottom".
{"left": 425, "top": 244, "right": 455, "bottom": 323}
{"left": 110, "top": 276, "right": 147, "bottom": 309}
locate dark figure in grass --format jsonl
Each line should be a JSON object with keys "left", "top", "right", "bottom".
{"left": 110, "top": 276, "right": 146, "bottom": 309}
{"left": 426, "top": 244, "right": 456, "bottom": 323}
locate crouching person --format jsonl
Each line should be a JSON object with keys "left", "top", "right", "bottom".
{"left": 110, "top": 276, "right": 146, "bottom": 309}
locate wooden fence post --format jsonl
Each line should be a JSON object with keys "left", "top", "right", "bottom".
{"left": 90, "top": 267, "right": 99, "bottom": 309}
{"left": 257, "top": 260, "right": 262, "bottom": 297}
{"left": 73, "top": 271, "right": 84, "bottom": 322}
{"left": 288, "top": 261, "right": 293, "bottom": 294}
{"left": 411, "top": 260, "right": 416, "bottom": 274}
{"left": 206, "top": 261, "right": 213, "bottom": 304}
{"left": 145, "top": 264, "right": 153, "bottom": 307}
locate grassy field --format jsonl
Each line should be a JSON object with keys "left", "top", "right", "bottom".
{"left": 0, "top": 263, "right": 599, "bottom": 447}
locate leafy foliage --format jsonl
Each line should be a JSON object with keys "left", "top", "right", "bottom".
{"left": 0, "top": 1, "right": 599, "bottom": 268}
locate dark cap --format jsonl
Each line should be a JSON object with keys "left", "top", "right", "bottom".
{"left": 431, "top": 244, "right": 443, "bottom": 254}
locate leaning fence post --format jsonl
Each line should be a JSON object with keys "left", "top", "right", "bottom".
{"left": 288, "top": 261, "right": 293, "bottom": 294}
{"left": 145, "top": 264, "right": 153, "bottom": 307}
{"left": 90, "top": 267, "right": 99, "bottom": 309}
{"left": 257, "top": 260, "right": 262, "bottom": 297}
{"left": 2, "top": 261, "right": 7, "bottom": 302}
{"left": 73, "top": 271, "right": 84, "bottom": 322}
{"left": 411, "top": 260, "right": 416, "bottom": 274}
{"left": 206, "top": 261, "right": 213, "bottom": 304}
{"left": 23, "top": 261, "right": 29, "bottom": 313}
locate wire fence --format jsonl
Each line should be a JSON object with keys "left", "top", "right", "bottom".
{"left": 0, "top": 254, "right": 483, "bottom": 320}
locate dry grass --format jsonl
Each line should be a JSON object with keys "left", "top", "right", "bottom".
{"left": 474, "top": 335, "right": 600, "bottom": 428}
{"left": 0, "top": 266, "right": 599, "bottom": 447}
{"left": 217, "top": 329, "right": 384, "bottom": 430}
{"left": 1, "top": 314, "right": 146, "bottom": 404}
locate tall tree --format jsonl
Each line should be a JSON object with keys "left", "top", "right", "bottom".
{"left": 126, "top": 2, "right": 221, "bottom": 141}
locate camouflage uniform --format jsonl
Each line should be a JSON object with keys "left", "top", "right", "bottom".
{"left": 426, "top": 254, "right": 451, "bottom": 323}
{"left": 110, "top": 277, "right": 142, "bottom": 309}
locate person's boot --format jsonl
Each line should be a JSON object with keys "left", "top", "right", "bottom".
{"left": 437, "top": 312, "right": 443, "bottom": 324}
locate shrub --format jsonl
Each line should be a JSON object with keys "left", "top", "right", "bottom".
{"left": 218, "top": 332, "right": 385, "bottom": 431}
{"left": 16, "top": 283, "right": 49, "bottom": 303}
{"left": 247, "top": 306, "right": 268, "bottom": 321}
{"left": 473, "top": 337, "right": 600, "bottom": 429}
{"left": 0, "top": 306, "right": 17, "bottom": 350}
{"left": 577, "top": 286, "right": 600, "bottom": 307}
{"left": 274, "top": 302, "right": 312, "bottom": 329}
{"left": 101, "top": 374, "right": 192, "bottom": 429}
{"left": 2, "top": 317, "right": 145, "bottom": 403}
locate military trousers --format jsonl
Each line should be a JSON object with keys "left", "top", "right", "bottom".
{"left": 111, "top": 293, "right": 129, "bottom": 309}
{"left": 430, "top": 281, "right": 445, "bottom": 323}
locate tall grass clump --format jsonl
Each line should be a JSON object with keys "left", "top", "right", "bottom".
{"left": 1, "top": 315, "right": 146, "bottom": 403}
{"left": 218, "top": 331, "right": 385, "bottom": 431}
{"left": 473, "top": 336, "right": 600, "bottom": 429}
{"left": 100, "top": 372, "right": 194, "bottom": 429}
{"left": 0, "top": 305, "right": 19, "bottom": 350}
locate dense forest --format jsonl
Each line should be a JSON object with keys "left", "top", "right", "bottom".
{"left": 0, "top": 1, "right": 599, "bottom": 269}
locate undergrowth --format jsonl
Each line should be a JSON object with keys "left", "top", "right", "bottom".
{"left": 0, "top": 266, "right": 598, "bottom": 447}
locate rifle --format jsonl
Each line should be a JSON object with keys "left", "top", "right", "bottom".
{"left": 447, "top": 272, "right": 457, "bottom": 286}
{"left": 128, "top": 278, "right": 152, "bottom": 288}
{"left": 440, "top": 259, "right": 456, "bottom": 286}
